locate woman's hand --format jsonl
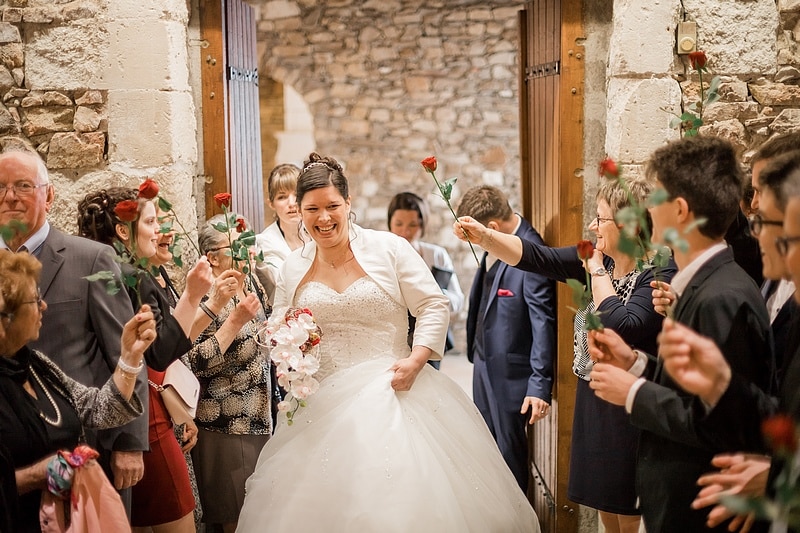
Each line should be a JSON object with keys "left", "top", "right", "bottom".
{"left": 228, "top": 293, "right": 260, "bottom": 329}
{"left": 184, "top": 257, "right": 214, "bottom": 302}
{"left": 390, "top": 348, "right": 429, "bottom": 391}
{"left": 452, "top": 216, "right": 489, "bottom": 246}
{"left": 585, "top": 248, "right": 606, "bottom": 273}
{"left": 207, "top": 269, "right": 244, "bottom": 313}
{"left": 180, "top": 420, "right": 199, "bottom": 453}
{"left": 121, "top": 305, "right": 157, "bottom": 363}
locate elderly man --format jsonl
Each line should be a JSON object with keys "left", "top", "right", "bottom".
{"left": 0, "top": 150, "right": 144, "bottom": 513}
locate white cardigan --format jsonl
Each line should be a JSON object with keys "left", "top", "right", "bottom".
{"left": 275, "top": 225, "right": 450, "bottom": 360}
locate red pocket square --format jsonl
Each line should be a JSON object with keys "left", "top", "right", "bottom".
{"left": 497, "top": 289, "right": 514, "bottom": 297}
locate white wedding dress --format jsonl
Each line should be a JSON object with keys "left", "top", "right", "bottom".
{"left": 237, "top": 277, "right": 540, "bottom": 533}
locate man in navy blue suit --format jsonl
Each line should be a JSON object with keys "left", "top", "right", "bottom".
{"left": 457, "top": 185, "right": 556, "bottom": 492}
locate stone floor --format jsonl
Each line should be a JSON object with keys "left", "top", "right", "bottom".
{"left": 440, "top": 351, "right": 473, "bottom": 399}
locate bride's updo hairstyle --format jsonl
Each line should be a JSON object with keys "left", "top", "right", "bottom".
{"left": 77, "top": 187, "right": 141, "bottom": 247}
{"left": 296, "top": 152, "right": 349, "bottom": 206}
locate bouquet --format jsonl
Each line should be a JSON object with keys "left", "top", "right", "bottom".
{"left": 258, "top": 307, "right": 323, "bottom": 424}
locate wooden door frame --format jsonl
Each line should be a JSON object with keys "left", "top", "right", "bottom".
{"left": 519, "top": 0, "right": 585, "bottom": 532}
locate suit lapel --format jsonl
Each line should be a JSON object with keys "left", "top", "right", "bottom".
{"left": 37, "top": 230, "right": 66, "bottom": 298}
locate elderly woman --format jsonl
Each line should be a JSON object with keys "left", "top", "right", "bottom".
{"left": 455, "top": 176, "right": 677, "bottom": 533}
{"left": 187, "top": 214, "right": 272, "bottom": 533}
{"left": 0, "top": 250, "right": 156, "bottom": 532}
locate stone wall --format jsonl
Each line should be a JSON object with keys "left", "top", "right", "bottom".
{"left": 0, "top": 0, "right": 199, "bottom": 250}
{"left": 256, "top": 0, "right": 527, "bottom": 350}
{"left": 604, "top": 0, "right": 800, "bottom": 177}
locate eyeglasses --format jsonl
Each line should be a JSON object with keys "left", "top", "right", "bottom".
{"left": 595, "top": 216, "right": 615, "bottom": 226}
{"left": 0, "top": 181, "right": 49, "bottom": 197}
{"left": 748, "top": 213, "right": 783, "bottom": 237}
{"left": 0, "top": 290, "right": 43, "bottom": 322}
{"left": 206, "top": 245, "right": 232, "bottom": 253}
{"left": 776, "top": 235, "right": 800, "bottom": 256}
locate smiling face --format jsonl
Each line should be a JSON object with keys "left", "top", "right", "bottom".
{"left": 270, "top": 188, "right": 301, "bottom": 230}
{"left": 389, "top": 209, "right": 423, "bottom": 244}
{"left": 757, "top": 188, "right": 789, "bottom": 281}
{"left": 589, "top": 199, "right": 619, "bottom": 255}
{"left": 0, "top": 153, "right": 53, "bottom": 248}
{"left": 299, "top": 185, "right": 351, "bottom": 249}
{"left": 151, "top": 207, "right": 174, "bottom": 267}
{"left": 2, "top": 279, "right": 46, "bottom": 354}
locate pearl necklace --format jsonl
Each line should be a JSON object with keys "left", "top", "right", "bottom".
{"left": 29, "top": 366, "right": 62, "bottom": 426}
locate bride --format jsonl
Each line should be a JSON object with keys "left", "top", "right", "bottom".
{"left": 236, "top": 153, "right": 540, "bottom": 533}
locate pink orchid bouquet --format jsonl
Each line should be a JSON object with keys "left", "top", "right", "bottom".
{"left": 257, "top": 307, "right": 323, "bottom": 425}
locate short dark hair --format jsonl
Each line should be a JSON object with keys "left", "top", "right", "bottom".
{"left": 456, "top": 186, "right": 513, "bottom": 226}
{"left": 296, "top": 152, "right": 349, "bottom": 206}
{"left": 760, "top": 150, "right": 800, "bottom": 211}
{"left": 646, "top": 136, "right": 743, "bottom": 239}
{"left": 387, "top": 192, "right": 429, "bottom": 237}
{"left": 752, "top": 132, "right": 800, "bottom": 165}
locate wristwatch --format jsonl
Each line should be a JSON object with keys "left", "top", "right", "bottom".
{"left": 590, "top": 267, "right": 608, "bottom": 277}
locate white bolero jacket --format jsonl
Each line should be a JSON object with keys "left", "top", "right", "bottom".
{"left": 275, "top": 225, "right": 450, "bottom": 360}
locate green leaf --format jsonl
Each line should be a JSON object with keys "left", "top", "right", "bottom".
{"left": 84, "top": 271, "right": 117, "bottom": 282}
{"left": 105, "top": 281, "right": 121, "bottom": 295}
{"left": 159, "top": 220, "right": 174, "bottom": 234}
{"left": 440, "top": 177, "right": 457, "bottom": 202}
{"left": 211, "top": 222, "right": 228, "bottom": 233}
{"left": 584, "top": 312, "right": 605, "bottom": 331}
{"left": 157, "top": 196, "right": 173, "bottom": 212}
{"left": 123, "top": 274, "right": 139, "bottom": 288}
{"left": 647, "top": 188, "right": 670, "bottom": 207}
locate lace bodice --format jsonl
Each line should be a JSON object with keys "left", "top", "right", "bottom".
{"left": 295, "top": 277, "right": 410, "bottom": 382}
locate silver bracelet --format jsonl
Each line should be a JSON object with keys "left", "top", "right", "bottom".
{"left": 117, "top": 357, "right": 145, "bottom": 375}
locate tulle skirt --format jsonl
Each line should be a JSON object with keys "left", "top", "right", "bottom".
{"left": 237, "top": 357, "right": 540, "bottom": 533}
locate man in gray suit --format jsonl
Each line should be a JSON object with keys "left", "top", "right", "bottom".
{"left": 0, "top": 150, "right": 144, "bottom": 512}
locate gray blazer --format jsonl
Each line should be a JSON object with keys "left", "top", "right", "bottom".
{"left": 29, "top": 227, "right": 147, "bottom": 451}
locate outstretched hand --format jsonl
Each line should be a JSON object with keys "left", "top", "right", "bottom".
{"left": 452, "top": 216, "right": 488, "bottom": 246}
{"left": 658, "top": 318, "right": 731, "bottom": 406}
{"left": 692, "top": 453, "right": 770, "bottom": 531}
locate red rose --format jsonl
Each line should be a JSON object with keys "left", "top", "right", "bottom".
{"left": 688, "top": 51, "right": 707, "bottom": 70}
{"left": 598, "top": 157, "right": 619, "bottom": 179}
{"left": 235, "top": 217, "right": 247, "bottom": 232}
{"left": 214, "top": 192, "right": 232, "bottom": 208}
{"left": 137, "top": 178, "right": 159, "bottom": 200}
{"left": 421, "top": 156, "right": 437, "bottom": 173}
{"left": 762, "top": 414, "right": 797, "bottom": 454}
{"left": 114, "top": 200, "right": 140, "bottom": 222}
{"left": 576, "top": 240, "right": 595, "bottom": 261}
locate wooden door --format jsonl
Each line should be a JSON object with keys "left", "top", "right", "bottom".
{"left": 519, "top": 1, "right": 584, "bottom": 532}
{"left": 200, "top": 0, "right": 265, "bottom": 231}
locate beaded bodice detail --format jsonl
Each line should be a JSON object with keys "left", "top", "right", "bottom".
{"left": 295, "top": 277, "right": 409, "bottom": 382}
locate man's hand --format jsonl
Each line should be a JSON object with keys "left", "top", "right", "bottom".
{"left": 658, "top": 318, "right": 731, "bottom": 406}
{"left": 587, "top": 328, "right": 637, "bottom": 370}
{"left": 521, "top": 396, "right": 550, "bottom": 424}
{"left": 111, "top": 450, "right": 144, "bottom": 490}
{"left": 588, "top": 363, "right": 637, "bottom": 406}
{"left": 651, "top": 280, "right": 676, "bottom": 317}
{"left": 692, "top": 453, "right": 770, "bottom": 531}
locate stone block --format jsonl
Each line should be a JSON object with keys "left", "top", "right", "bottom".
{"left": 74, "top": 106, "right": 102, "bottom": 132}
{"left": 107, "top": 89, "right": 197, "bottom": 167}
{"left": 704, "top": 101, "right": 760, "bottom": 123}
{"left": 0, "top": 66, "right": 15, "bottom": 93}
{"left": 2, "top": 9, "right": 22, "bottom": 23}
{"left": 683, "top": 0, "right": 779, "bottom": 76}
{"left": 0, "top": 22, "right": 20, "bottom": 43}
{"left": 103, "top": 20, "right": 190, "bottom": 91}
{"left": 75, "top": 90, "right": 104, "bottom": 106}
{"left": 261, "top": 0, "right": 301, "bottom": 20}
{"left": 0, "top": 103, "right": 17, "bottom": 134}
{"left": 605, "top": 77, "right": 683, "bottom": 162}
{"left": 769, "top": 108, "right": 800, "bottom": 134}
{"left": 106, "top": 0, "right": 189, "bottom": 21}
{"left": 25, "top": 22, "right": 105, "bottom": 90}
{"left": 698, "top": 119, "right": 748, "bottom": 152}
{"left": 46, "top": 132, "right": 105, "bottom": 168}
{"left": 0, "top": 43, "right": 22, "bottom": 69}
{"left": 750, "top": 81, "right": 800, "bottom": 106}
{"left": 608, "top": 0, "right": 681, "bottom": 76}
{"left": 41, "top": 91, "right": 72, "bottom": 107}
{"left": 22, "top": 107, "right": 74, "bottom": 136}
